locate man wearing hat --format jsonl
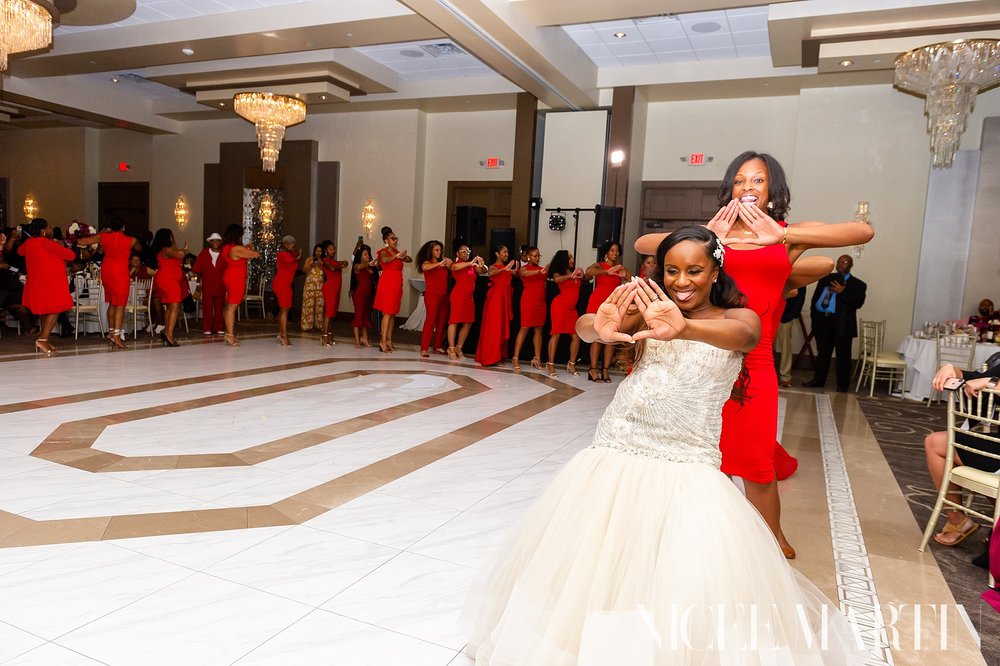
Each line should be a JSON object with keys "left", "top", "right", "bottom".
{"left": 192, "top": 232, "right": 226, "bottom": 335}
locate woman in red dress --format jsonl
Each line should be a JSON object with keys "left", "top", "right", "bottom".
{"left": 546, "top": 250, "right": 584, "bottom": 378}
{"left": 511, "top": 246, "right": 547, "bottom": 373}
{"left": 447, "top": 244, "right": 486, "bottom": 359}
{"left": 416, "top": 240, "right": 451, "bottom": 358}
{"left": 584, "top": 241, "right": 630, "bottom": 382}
{"left": 18, "top": 218, "right": 74, "bottom": 356}
{"left": 372, "top": 226, "right": 412, "bottom": 353}
{"left": 272, "top": 235, "right": 301, "bottom": 346}
{"left": 350, "top": 244, "right": 375, "bottom": 348}
{"left": 151, "top": 228, "right": 188, "bottom": 347}
{"left": 637, "top": 151, "right": 873, "bottom": 559}
{"left": 77, "top": 217, "right": 139, "bottom": 349}
{"left": 319, "top": 240, "right": 348, "bottom": 347}
{"left": 475, "top": 245, "right": 518, "bottom": 367}
{"left": 221, "top": 223, "right": 261, "bottom": 347}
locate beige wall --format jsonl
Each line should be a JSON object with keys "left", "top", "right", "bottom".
{"left": 0, "top": 127, "right": 88, "bottom": 231}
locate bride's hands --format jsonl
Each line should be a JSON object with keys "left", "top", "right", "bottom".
{"left": 632, "top": 278, "right": 686, "bottom": 342}
{"left": 735, "top": 202, "right": 785, "bottom": 245}
{"left": 593, "top": 284, "right": 637, "bottom": 344}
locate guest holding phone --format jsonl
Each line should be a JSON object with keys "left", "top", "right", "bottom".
{"left": 803, "top": 254, "right": 867, "bottom": 392}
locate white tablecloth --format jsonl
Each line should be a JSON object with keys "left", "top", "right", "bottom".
{"left": 896, "top": 335, "right": 1000, "bottom": 401}
{"left": 401, "top": 277, "right": 426, "bottom": 331}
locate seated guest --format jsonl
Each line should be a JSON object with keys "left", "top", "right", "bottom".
{"left": 924, "top": 354, "right": 1000, "bottom": 546}
{"left": 129, "top": 253, "right": 155, "bottom": 280}
{"left": 0, "top": 231, "right": 35, "bottom": 333}
{"left": 969, "top": 299, "right": 996, "bottom": 326}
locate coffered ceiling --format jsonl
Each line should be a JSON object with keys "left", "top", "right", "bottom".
{"left": 0, "top": 0, "right": 997, "bottom": 134}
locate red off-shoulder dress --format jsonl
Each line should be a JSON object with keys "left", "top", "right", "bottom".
{"left": 475, "top": 265, "right": 514, "bottom": 367}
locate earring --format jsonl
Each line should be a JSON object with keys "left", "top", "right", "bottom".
{"left": 713, "top": 277, "right": 718, "bottom": 283}
{"left": 767, "top": 201, "right": 774, "bottom": 210}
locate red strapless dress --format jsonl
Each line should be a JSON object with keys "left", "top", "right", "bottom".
{"left": 153, "top": 249, "right": 183, "bottom": 304}
{"left": 550, "top": 277, "right": 581, "bottom": 335}
{"left": 351, "top": 268, "right": 374, "bottom": 328}
{"left": 373, "top": 250, "right": 403, "bottom": 315}
{"left": 100, "top": 231, "right": 132, "bottom": 306}
{"left": 222, "top": 244, "right": 247, "bottom": 305}
{"left": 519, "top": 265, "right": 546, "bottom": 328}
{"left": 586, "top": 263, "right": 622, "bottom": 313}
{"left": 475, "top": 266, "right": 513, "bottom": 366}
{"left": 448, "top": 265, "right": 477, "bottom": 325}
{"left": 719, "top": 243, "right": 798, "bottom": 483}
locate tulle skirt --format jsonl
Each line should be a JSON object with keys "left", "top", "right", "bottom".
{"left": 462, "top": 446, "right": 865, "bottom": 665}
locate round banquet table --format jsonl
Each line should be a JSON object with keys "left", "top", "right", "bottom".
{"left": 896, "top": 335, "right": 1000, "bottom": 401}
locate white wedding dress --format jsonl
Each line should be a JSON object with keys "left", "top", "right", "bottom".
{"left": 463, "top": 338, "right": 866, "bottom": 665}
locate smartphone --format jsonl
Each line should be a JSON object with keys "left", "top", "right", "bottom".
{"left": 358, "top": 235, "right": 364, "bottom": 243}
{"left": 943, "top": 377, "right": 965, "bottom": 390}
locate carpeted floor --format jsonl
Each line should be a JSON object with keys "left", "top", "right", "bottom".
{"left": 856, "top": 395, "right": 999, "bottom": 662}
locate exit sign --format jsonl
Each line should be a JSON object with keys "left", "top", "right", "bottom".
{"left": 485, "top": 157, "right": 501, "bottom": 169}
{"left": 689, "top": 153, "right": 705, "bottom": 166}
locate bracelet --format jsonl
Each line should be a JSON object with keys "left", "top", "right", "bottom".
{"left": 781, "top": 227, "right": 788, "bottom": 245}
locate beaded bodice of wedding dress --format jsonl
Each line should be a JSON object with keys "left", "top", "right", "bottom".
{"left": 592, "top": 338, "right": 743, "bottom": 467}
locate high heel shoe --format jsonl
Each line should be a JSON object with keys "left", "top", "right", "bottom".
{"left": 530, "top": 357, "right": 542, "bottom": 370}
{"left": 587, "top": 368, "right": 601, "bottom": 382}
{"left": 224, "top": 333, "right": 240, "bottom": 347}
{"left": 277, "top": 334, "right": 291, "bottom": 347}
{"left": 512, "top": 359, "right": 522, "bottom": 373}
{"left": 160, "top": 332, "right": 180, "bottom": 347}
{"left": 566, "top": 361, "right": 579, "bottom": 376}
{"left": 546, "top": 362, "right": 557, "bottom": 377}
{"left": 379, "top": 340, "right": 390, "bottom": 353}
{"left": 448, "top": 346, "right": 458, "bottom": 360}
{"left": 110, "top": 330, "right": 126, "bottom": 350}
{"left": 324, "top": 334, "right": 334, "bottom": 348}
{"left": 602, "top": 366, "right": 612, "bottom": 383}
{"left": 34, "top": 338, "right": 55, "bottom": 357}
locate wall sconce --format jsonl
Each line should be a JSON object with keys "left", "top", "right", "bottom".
{"left": 852, "top": 201, "right": 872, "bottom": 258}
{"left": 23, "top": 194, "right": 37, "bottom": 221}
{"left": 174, "top": 195, "right": 188, "bottom": 228}
{"left": 361, "top": 198, "right": 376, "bottom": 238}
{"left": 609, "top": 149, "right": 625, "bottom": 167}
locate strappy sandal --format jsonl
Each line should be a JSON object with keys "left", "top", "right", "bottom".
{"left": 546, "top": 362, "right": 558, "bottom": 377}
{"left": 447, "top": 346, "right": 458, "bottom": 360}
{"left": 602, "top": 366, "right": 612, "bottom": 383}
{"left": 933, "top": 517, "right": 979, "bottom": 546}
{"left": 512, "top": 359, "right": 522, "bottom": 373}
{"left": 588, "top": 368, "right": 601, "bottom": 382}
{"left": 566, "top": 361, "right": 579, "bottom": 376}
{"left": 530, "top": 357, "right": 542, "bottom": 370}
{"left": 34, "top": 338, "right": 55, "bottom": 357}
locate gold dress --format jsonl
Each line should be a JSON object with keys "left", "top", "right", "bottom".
{"left": 299, "top": 257, "right": 325, "bottom": 331}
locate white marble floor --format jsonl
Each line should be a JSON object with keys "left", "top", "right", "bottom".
{"left": 0, "top": 337, "right": 984, "bottom": 665}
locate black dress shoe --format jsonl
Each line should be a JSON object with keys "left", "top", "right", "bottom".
{"left": 801, "top": 380, "right": 825, "bottom": 388}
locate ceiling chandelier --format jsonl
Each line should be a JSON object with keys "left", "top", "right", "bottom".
{"left": 894, "top": 39, "right": 1000, "bottom": 169}
{"left": 1, "top": 0, "right": 56, "bottom": 72}
{"left": 233, "top": 92, "right": 306, "bottom": 172}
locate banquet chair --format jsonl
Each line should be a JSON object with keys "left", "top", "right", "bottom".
{"left": 855, "top": 319, "right": 906, "bottom": 397}
{"left": 919, "top": 388, "right": 1000, "bottom": 584}
{"left": 125, "top": 279, "right": 153, "bottom": 339}
{"left": 242, "top": 275, "right": 266, "bottom": 319}
{"left": 927, "top": 333, "right": 978, "bottom": 405}
{"left": 73, "top": 276, "right": 105, "bottom": 339}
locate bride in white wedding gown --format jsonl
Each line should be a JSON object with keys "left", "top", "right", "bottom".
{"left": 462, "top": 226, "right": 865, "bottom": 665}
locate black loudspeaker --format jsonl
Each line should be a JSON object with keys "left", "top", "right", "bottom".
{"left": 490, "top": 227, "right": 516, "bottom": 257}
{"left": 593, "top": 205, "right": 623, "bottom": 248}
{"left": 455, "top": 205, "right": 487, "bottom": 245}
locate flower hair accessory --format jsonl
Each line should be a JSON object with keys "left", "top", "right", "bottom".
{"left": 712, "top": 241, "right": 725, "bottom": 268}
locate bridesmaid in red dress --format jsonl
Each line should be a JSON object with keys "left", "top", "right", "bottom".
{"left": 350, "top": 244, "right": 375, "bottom": 348}
{"left": 636, "top": 151, "right": 873, "bottom": 559}
{"left": 320, "top": 240, "right": 349, "bottom": 347}
{"left": 511, "top": 247, "right": 547, "bottom": 373}
{"left": 584, "top": 241, "right": 630, "bottom": 382}
{"left": 18, "top": 218, "right": 74, "bottom": 356}
{"left": 546, "top": 250, "right": 584, "bottom": 378}
{"left": 77, "top": 217, "right": 139, "bottom": 349}
{"left": 372, "top": 226, "right": 412, "bottom": 352}
{"left": 447, "top": 243, "right": 486, "bottom": 359}
{"left": 151, "top": 228, "right": 188, "bottom": 347}
{"left": 638, "top": 254, "right": 656, "bottom": 279}
{"left": 475, "top": 245, "right": 519, "bottom": 367}
{"left": 416, "top": 240, "right": 451, "bottom": 358}
{"left": 272, "top": 235, "right": 301, "bottom": 346}
{"left": 221, "top": 223, "right": 261, "bottom": 346}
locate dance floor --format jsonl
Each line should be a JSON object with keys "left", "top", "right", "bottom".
{"left": 0, "top": 334, "right": 987, "bottom": 665}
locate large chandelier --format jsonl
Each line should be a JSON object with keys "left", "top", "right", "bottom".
{"left": 894, "top": 39, "right": 1000, "bottom": 169}
{"left": 1, "top": 0, "right": 54, "bottom": 72}
{"left": 233, "top": 92, "right": 306, "bottom": 172}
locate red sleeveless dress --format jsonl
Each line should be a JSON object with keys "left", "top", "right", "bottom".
{"left": 320, "top": 257, "right": 343, "bottom": 318}
{"left": 18, "top": 237, "right": 74, "bottom": 315}
{"left": 222, "top": 244, "right": 247, "bottom": 305}
{"left": 153, "top": 249, "right": 183, "bottom": 304}
{"left": 719, "top": 243, "right": 798, "bottom": 484}
{"left": 475, "top": 266, "right": 514, "bottom": 366}
{"left": 351, "top": 267, "right": 374, "bottom": 328}
{"left": 373, "top": 250, "right": 404, "bottom": 315}
{"left": 586, "top": 262, "right": 622, "bottom": 313}
{"left": 272, "top": 250, "right": 298, "bottom": 309}
{"left": 100, "top": 231, "right": 132, "bottom": 306}
{"left": 550, "top": 276, "right": 581, "bottom": 335}
{"left": 448, "top": 265, "right": 478, "bottom": 325}
{"left": 519, "top": 265, "right": 546, "bottom": 328}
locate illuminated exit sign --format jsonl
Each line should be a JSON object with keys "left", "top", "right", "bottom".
{"left": 481, "top": 157, "right": 505, "bottom": 169}
{"left": 689, "top": 153, "right": 705, "bottom": 166}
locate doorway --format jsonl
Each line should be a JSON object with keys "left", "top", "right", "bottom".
{"left": 445, "top": 181, "right": 514, "bottom": 259}
{"left": 97, "top": 182, "right": 149, "bottom": 241}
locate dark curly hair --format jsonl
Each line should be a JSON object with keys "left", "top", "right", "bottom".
{"left": 415, "top": 240, "right": 443, "bottom": 274}
{"left": 718, "top": 150, "right": 790, "bottom": 222}
{"left": 548, "top": 249, "right": 573, "bottom": 277}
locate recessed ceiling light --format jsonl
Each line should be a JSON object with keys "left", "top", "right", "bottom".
{"left": 218, "top": 102, "right": 225, "bottom": 107}
{"left": 320, "top": 95, "right": 327, "bottom": 100}
{"left": 111, "top": 77, "right": 119, "bottom": 83}
{"left": 613, "top": 31, "right": 627, "bottom": 39}
{"left": 839, "top": 59, "right": 853, "bottom": 67}
{"left": 181, "top": 48, "right": 194, "bottom": 56}
{"left": 690, "top": 22, "right": 721, "bottom": 34}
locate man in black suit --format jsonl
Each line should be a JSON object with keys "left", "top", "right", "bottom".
{"left": 803, "top": 254, "right": 867, "bottom": 392}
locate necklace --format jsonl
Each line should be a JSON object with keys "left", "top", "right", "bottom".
{"left": 743, "top": 230, "right": 754, "bottom": 236}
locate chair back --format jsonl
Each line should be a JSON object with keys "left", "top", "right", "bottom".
{"left": 937, "top": 333, "right": 977, "bottom": 371}
{"left": 73, "top": 275, "right": 102, "bottom": 306}
{"left": 859, "top": 319, "right": 884, "bottom": 356}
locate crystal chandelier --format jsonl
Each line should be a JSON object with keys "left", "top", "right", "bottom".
{"left": 1, "top": 0, "right": 54, "bottom": 72}
{"left": 233, "top": 92, "right": 306, "bottom": 172}
{"left": 894, "top": 39, "right": 1000, "bottom": 169}
{"left": 361, "top": 198, "right": 376, "bottom": 238}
